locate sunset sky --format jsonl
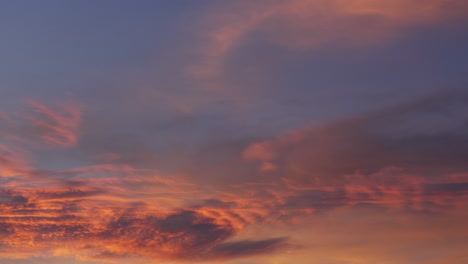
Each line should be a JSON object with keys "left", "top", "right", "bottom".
{"left": 1, "top": 1, "right": 468, "bottom": 263}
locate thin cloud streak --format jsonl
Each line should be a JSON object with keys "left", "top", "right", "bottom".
{"left": 25, "top": 100, "right": 82, "bottom": 147}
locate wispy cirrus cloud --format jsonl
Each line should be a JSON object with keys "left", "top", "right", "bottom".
{"left": 0, "top": 100, "right": 82, "bottom": 148}
{"left": 25, "top": 100, "right": 82, "bottom": 147}
{"left": 0, "top": 145, "right": 31, "bottom": 179}
{"left": 191, "top": 0, "right": 468, "bottom": 80}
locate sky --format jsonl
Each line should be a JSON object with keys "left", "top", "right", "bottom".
{"left": 1, "top": 0, "right": 468, "bottom": 263}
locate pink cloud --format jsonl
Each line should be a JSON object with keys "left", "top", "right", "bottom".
{"left": 191, "top": 0, "right": 468, "bottom": 78}
{"left": 25, "top": 100, "right": 82, "bottom": 147}
{"left": 0, "top": 144, "right": 31, "bottom": 179}
{"left": 242, "top": 127, "right": 307, "bottom": 173}
{"left": 1, "top": 93, "right": 467, "bottom": 263}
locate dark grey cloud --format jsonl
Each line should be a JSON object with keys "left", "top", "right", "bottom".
{"left": 271, "top": 89, "right": 468, "bottom": 185}
{"left": 281, "top": 189, "right": 348, "bottom": 211}
{"left": 190, "top": 199, "right": 238, "bottom": 209}
{"left": 35, "top": 188, "right": 104, "bottom": 200}
{"left": 0, "top": 190, "right": 28, "bottom": 207}
{"left": 208, "top": 237, "right": 288, "bottom": 259}
{"left": 423, "top": 182, "right": 468, "bottom": 196}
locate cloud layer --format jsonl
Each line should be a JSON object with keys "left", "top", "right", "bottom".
{"left": 1, "top": 1, "right": 468, "bottom": 263}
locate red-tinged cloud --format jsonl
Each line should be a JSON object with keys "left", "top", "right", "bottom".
{"left": 0, "top": 156, "right": 289, "bottom": 262}
{"left": 0, "top": 183, "right": 287, "bottom": 262}
{"left": 192, "top": 0, "right": 468, "bottom": 78}
{"left": 1, "top": 165, "right": 466, "bottom": 263}
{"left": 243, "top": 90, "right": 468, "bottom": 183}
{"left": 1, "top": 92, "right": 468, "bottom": 263}
{"left": 0, "top": 100, "right": 82, "bottom": 148}
{"left": 0, "top": 162, "right": 466, "bottom": 262}
{"left": 237, "top": 90, "right": 468, "bottom": 216}
{"left": 0, "top": 145, "right": 31, "bottom": 179}
{"left": 207, "top": 237, "right": 288, "bottom": 260}
{"left": 243, "top": 128, "right": 306, "bottom": 172}
{"left": 25, "top": 100, "right": 81, "bottom": 147}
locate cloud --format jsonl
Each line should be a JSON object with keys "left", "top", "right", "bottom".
{"left": 35, "top": 188, "right": 105, "bottom": 200}
{"left": 92, "top": 210, "right": 235, "bottom": 260}
{"left": 234, "top": 90, "right": 468, "bottom": 216}
{"left": 192, "top": 0, "right": 468, "bottom": 78}
{"left": 1, "top": 90, "right": 467, "bottom": 263}
{"left": 208, "top": 237, "right": 289, "bottom": 259}
{"left": 0, "top": 190, "right": 28, "bottom": 207}
{"left": 25, "top": 100, "right": 82, "bottom": 147}
{"left": 194, "top": 199, "right": 238, "bottom": 209}
{"left": 0, "top": 145, "right": 31, "bottom": 179}
{"left": 243, "top": 89, "right": 468, "bottom": 184}
{"left": 0, "top": 100, "right": 82, "bottom": 148}
{"left": 0, "top": 186, "right": 284, "bottom": 262}
{"left": 0, "top": 159, "right": 284, "bottom": 262}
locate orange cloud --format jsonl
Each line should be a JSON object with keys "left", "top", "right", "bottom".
{"left": 1, "top": 93, "right": 467, "bottom": 263}
{"left": 0, "top": 184, "right": 285, "bottom": 262}
{"left": 0, "top": 159, "right": 288, "bottom": 262}
{"left": 1, "top": 146, "right": 466, "bottom": 263}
